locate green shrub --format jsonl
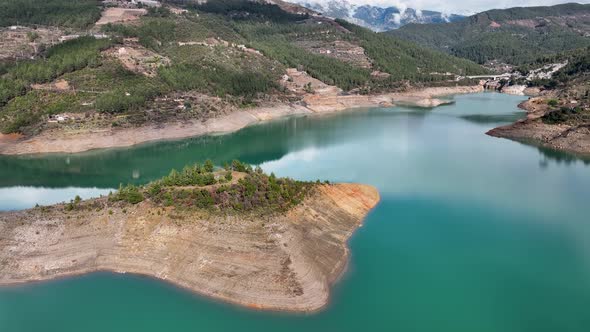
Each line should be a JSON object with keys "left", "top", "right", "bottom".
{"left": 159, "top": 162, "right": 218, "bottom": 187}
{"left": 111, "top": 184, "right": 145, "bottom": 204}
{"left": 146, "top": 6, "right": 172, "bottom": 18}
{"left": 231, "top": 160, "right": 250, "bottom": 172}
{"left": 194, "top": 189, "right": 214, "bottom": 208}
{"left": 204, "top": 159, "right": 214, "bottom": 172}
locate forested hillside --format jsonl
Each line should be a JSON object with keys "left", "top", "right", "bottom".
{"left": 389, "top": 3, "right": 590, "bottom": 66}
{"left": 0, "top": 0, "right": 102, "bottom": 29}
{"left": 0, "top": 0, "right": 486, "bottom": 135}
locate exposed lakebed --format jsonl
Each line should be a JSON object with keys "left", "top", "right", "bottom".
{"left": 1, "top": 93, "right": 590, "bottom": 331}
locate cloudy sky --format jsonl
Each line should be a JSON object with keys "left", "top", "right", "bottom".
{"left": 291, "top": 0, "right": 590, "bottom": 15}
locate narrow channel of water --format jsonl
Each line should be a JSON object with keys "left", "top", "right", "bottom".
{"left": 1, "top": 93, "right": 589, "bottom": 332}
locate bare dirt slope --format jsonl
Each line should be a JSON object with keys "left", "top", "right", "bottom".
{"left": 95, "top": 8, "right": 147, "bottom": 26}
{"left": 103, "top": 42, "right": 171, "bottom": 77}
{"left": 0, "top": 26, "right": 63, "bottom": 60}
{"left": 0, "top": 184, "right": 380, "bottom": 312}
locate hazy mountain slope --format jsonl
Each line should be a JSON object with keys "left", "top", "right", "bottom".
{"left": 389, "top": 3, "right": 590, "bottom": 65}
{"left": 293, "top": 0, "right": 464, "bottom": 31}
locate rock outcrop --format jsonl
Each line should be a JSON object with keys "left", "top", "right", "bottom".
{"left": 487, "top": 98, "right": 590, "bottom": 156}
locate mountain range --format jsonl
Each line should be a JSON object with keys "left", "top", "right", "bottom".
{"left": 389, "top": 2, "right": 590, "bottom": 65}
{"left": 290, "top": 0, "right": 464, "bottom": 31}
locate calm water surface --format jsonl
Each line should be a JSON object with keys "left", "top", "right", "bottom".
{"left": 1, "top": 93, "right": 590, "bottom": 331}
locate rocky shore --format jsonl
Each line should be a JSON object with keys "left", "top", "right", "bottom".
{"left": 0, "top": 85, "right": 482, "bottom": 155}
{"left": 487, "top": 97, "right": 590, "bottom": 156}
{"left": 0, "top": 183, "right": 380, "bottom": 312}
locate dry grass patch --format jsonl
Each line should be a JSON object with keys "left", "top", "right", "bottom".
{"left": 95, "top": 8, "right": 147, "bottom": 26}
{"left": 103, "top": 41, "right": 170, "bottom": 77}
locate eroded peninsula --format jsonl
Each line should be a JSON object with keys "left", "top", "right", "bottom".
{"left": 0, "top": 161, "right": 380, "bottom": 312}
{"left": 488, "top": 96, "right": 590, "bottom": 157}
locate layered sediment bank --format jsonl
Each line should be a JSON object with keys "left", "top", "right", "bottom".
{"left": 0, "top": 183, "right": 380, "bottom": 312}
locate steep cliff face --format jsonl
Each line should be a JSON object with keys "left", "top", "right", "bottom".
{"left": 0, "top": 183, "right": 380, "bottom": 312}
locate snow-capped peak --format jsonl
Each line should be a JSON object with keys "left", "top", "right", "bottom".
{"left": 289, "top": 0, "right": 465, "bottom": 31}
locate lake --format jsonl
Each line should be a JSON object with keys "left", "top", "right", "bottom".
{"left": 1, "top": 93, "right": 589, "bottom": 331}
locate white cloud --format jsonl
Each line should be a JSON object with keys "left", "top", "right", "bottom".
{"left": 290, "top": 0, "right": 590, "bottom": 15}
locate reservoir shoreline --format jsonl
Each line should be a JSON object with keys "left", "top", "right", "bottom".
{"left": 0, "top": 86, "right": 482, "bottom": 156}
{"left": 487, "top": 98, "right": 590, "bottom": 157}
{"left": 2, "top": 93, "right": 590, "bottom": 331}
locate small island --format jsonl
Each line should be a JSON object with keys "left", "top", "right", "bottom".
{"left": 0, "top": 160, "right": 380, "bottom": 312}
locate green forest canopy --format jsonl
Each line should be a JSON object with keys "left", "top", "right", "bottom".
{"left": 389, "top": 3, "right": 590, "bottom": 65}
{"left": 0, "top": 0, "right": 101, "bottom": 28}
{"left": 0, "top": 0, "right": 489, "bottom": 134}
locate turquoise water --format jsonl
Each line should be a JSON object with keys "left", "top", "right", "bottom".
{"left": 1, "top": 93, "right": 590, "bottom": 331}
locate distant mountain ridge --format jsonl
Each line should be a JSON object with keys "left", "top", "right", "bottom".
{"left": 291, "top": 0, "right": 464, "bottom": 31}
{"left": 389, "top": 2, "right": 590, "bottom": 65}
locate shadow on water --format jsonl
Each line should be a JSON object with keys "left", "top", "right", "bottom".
{"left": 536, "top": 145, "right": 590, "bottom": 167}
{"left": 460, "top": 112, "right": 523, "bottom": 124}
{"left": 506, "top": 138, "right": 590, "bottom": 167}
{"left": 1, "top": 91, "right": 587, "bottom": 188}
{"left": 2, "top": 93, "right": 589, "bottom": 189}
{"left": 0, "top": 108, "right": 398, "bottom": 188}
